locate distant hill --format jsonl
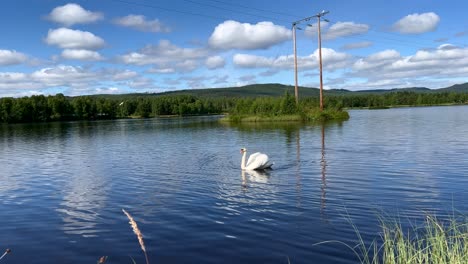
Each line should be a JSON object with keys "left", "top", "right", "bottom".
{"left": 353, "top": 87, "right": 432, "bottom": 94}
{"left": 157, "top": 83, "right": 323, "bottom": 97}
{"left": 438, "top": 83, "right": 468, "bottom": 93}
{"left": 91, "top": 82, "right": 468, "bottom": 99}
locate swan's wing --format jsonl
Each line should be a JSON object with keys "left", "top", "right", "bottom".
{"left": 246, "top": 152, "right": 262, "bottom": 167}
{"left": 246, "top": 152, "right": 270, "bottom": 170}
{"left": 258, "top": 160, "right": 274, "bottom": 170}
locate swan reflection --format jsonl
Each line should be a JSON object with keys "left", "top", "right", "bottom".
{"left": 241, "top": 169, "right": 271, "bottom": 186}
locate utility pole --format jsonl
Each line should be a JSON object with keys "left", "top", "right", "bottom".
{"left": 292, "top": 11, "right": 329, "bottom": 109}
{"left": 292, "top": 22, "right": 299, "bottom": 104}
{"left": 316, "top": 10, "right": 329, "bottom": 111}
{"left": 292, "top": 15, "right": 315, "bottom": 105}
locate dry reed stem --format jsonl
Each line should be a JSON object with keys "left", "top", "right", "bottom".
{"left": 0, "top": 249, "right": 11, "bottom": 261}
{"left": 122, "top": 209, "right": 149, "bottom": 264}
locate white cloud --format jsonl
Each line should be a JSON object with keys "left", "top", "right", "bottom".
{"left": 0, "top": 65, "right": 164, "bottom": 96}
{"left": 113, "top": 15, "right": 170, "bottom": 32}
{"left": 341, "top": 41, "right": 373, "bottom": 50}
{"left": 147, "top": 68, "right": 175, "bottom": 74}
{"left": 45, "top": 28, "right": 105, "bottom": 50}
{"left": 392, "top": 12, "right": 440, "bottom": 34}
{"left": 47, "top": 3, "right": 103, "bottom": 26}
{"left": 212, "top": 75, "right": 229, "bottom": 85}
{"left": 31, "top": 65, "right": 97, "bottom": 87}
{"left": 350, "top": 45, "right": 468, "bottom": 82}
{"left": 175, "top": 60, "right": 198, "bottom": 72}
{"left": 205, "top": 56, "right": 225, "bottom": 69}
{"left": 112, "top": 70, "right": 139, "bottom": 81}
{"left": 119, "top": 40, "right": 215, "bottom": 73}
{"left": 437, "top": 44, "right": 457, "bottom": 50}
{"left": 124, "top": 77, "right": 154, "bottom": 88}
{"left": 303, "top": 21, "right": 330, "bottom": 37}
{"left": 61, "top": 49, "right": 103, "bottom": 61}
{"left": 179, "top": 76, "right": 209, "bottom": 88}
{"left": 94, "top": 87, "right": 124, "bottom": 94}
{"left": 234, "top": 48, "right": 351, "bottom": 71}
{"left": 0, "top": 49, "right": 28, "bottom": 65}
{"left": 233, "top": 54, "right": 278, "bottom": 68}
{"left": 0, "top": 72, "right": 28, "bottom": 83}
{"left": 208, "top": 20, "right": 291, "bottom": 50}
{"left": 120, "top": 40, "right": 209, "bottom": 66}
{"left": 353, "top": 50, "right": 401, "bottom": 71}
{"left": 324, "top": 22, "right": 369, "bottom": 40}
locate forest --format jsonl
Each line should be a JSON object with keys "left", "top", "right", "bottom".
{"left": 0, "top": 88, "right": 467, "bottom": 123}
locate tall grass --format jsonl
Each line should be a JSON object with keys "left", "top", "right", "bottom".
{"left": 377, "top": 215, "right": 467, "bottom": 264}
{"left": 319, "top": 214, "right": 468, "bottom": 264}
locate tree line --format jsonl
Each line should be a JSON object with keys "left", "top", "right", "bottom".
{"left": 0, "top": 94, "right": 232, "bottom": 123}
{"left": 0, "top": 90, "right": 467, "bottom": 123}
{"left": 325, "top": 91, "right": 468, "bottom": 109}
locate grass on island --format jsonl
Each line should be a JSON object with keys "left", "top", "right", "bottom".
{"left": 222, "top": 107, "right": 350, "bottom": 123}
{"left": 219, "top": 90, "right": 349, "bottom": 123}
{"left": 316, "top": 213, "right": 467, "bottom": 264}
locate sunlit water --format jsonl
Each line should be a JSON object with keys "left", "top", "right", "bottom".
{"left": 0, "top": 106, "right": 467, "bottom": 263}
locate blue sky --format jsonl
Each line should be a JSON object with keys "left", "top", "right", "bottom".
{"left": 0, "top": 0, "right": 467, "bottom": 97}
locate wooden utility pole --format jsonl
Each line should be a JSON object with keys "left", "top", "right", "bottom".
{"left": 293, "top": 23, "right": 299, "bottom": 104}
{"left": 316, "top": 11, "right": 329, "bottom": 111}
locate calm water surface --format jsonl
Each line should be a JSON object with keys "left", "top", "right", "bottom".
{"left": 1, "top": 106, "right": 467, "bottom": 263}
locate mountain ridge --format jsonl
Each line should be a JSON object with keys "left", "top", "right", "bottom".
{"left": 90, "top": 82, "right": 468, "bottom": 99}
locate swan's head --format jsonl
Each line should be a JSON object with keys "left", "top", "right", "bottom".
{"left": 240, "top": 148, "right": 247, "bottom": 154}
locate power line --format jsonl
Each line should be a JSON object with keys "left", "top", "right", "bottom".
{"left": 201, "top": 0, "right": 298, "bottom": 19}
{"left": 105, "top": 0, "right": 230, "bottom": 21}
{"left": 181, "top": 0, "right": 292, "bottom": 23}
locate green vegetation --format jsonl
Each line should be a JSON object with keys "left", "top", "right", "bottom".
{"left": 0, "top": 93, "right": 229, "bottom": 123}
{"left": 376, "top": 216, "right": 467, "bottom": 264}
{"left": 221, "top": 91, "right": 348, "bottom": 122}
{"left": 1, "top": 83, "right": 467, "bottom": 123}
{"left": 318, "top": 214, "right": 468, "bottom": 264}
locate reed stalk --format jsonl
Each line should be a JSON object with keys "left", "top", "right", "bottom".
{"left": 0, "top": 249, "right": 11, "bottom": 261}
{"left": 122, "top": 209, "right": 149, "bottom": 264}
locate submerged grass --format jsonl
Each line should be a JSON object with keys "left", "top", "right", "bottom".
{"left": 317, "top": 213, "right": 467, "bottom": 264}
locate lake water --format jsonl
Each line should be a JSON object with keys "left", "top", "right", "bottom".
{"left": 1, "top": 106, "right": 467, "bottom": 263}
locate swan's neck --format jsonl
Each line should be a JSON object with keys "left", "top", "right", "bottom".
{"left": 241, "top": 151, "right": 247, "bottom": 170}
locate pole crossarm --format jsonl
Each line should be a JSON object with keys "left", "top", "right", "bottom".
{"left": 292, "top": 11, "right": 329, "bottom": 27}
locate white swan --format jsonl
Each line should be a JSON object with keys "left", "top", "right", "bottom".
{"left": 240, "top": 148, "right": 273, "bottom": 170}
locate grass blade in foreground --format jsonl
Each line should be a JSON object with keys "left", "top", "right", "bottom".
{"left": 122, "top": 209, "right": 150, "bottom": 264}
{"left": 0, "top": 249, "right": 11, "bottom": 262}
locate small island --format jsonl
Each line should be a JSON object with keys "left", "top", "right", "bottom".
{"left": 220, "top": 90, "right": 349, "bottom": 123}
